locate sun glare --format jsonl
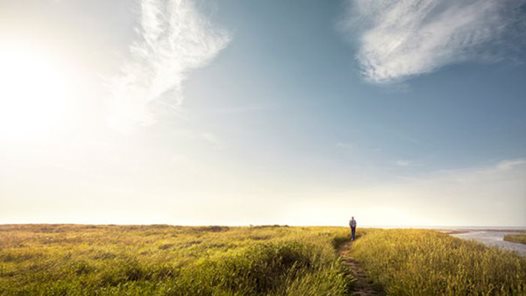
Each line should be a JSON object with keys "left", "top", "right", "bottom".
{"left": 0, "top": 46, "right": 74, "bottom": 141}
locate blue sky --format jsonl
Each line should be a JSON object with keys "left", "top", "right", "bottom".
{"left": 1, "top": 0, "right": 525, "bottom": 226}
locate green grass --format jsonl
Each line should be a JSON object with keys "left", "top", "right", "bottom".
{"left": 0, "top": 225, "right": 353, "bottom": 295}
{"left": 351, "top": 229, "right": 526, "bottom": 295}
{"left": 504, "top": 233, "right": 526, "bottom": 245}
{"left": 2, "top": 225, "right": 525, "bottom": 295}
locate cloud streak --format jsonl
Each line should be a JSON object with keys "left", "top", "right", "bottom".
{"left": 344, "top": 0, "right": 526, "bottom": 83}
{"left": 108, "top": 0, "right": 230, "bottom": 132}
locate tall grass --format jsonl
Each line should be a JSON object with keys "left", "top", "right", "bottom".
{"left": 4, "top": 225, "right": 522, "bottom": 295}
{"left": 504, "top": 233, "right": 526, "bottom": 245}
{"left": 351, "top": 229, "right": 526, "bottom": 295}
{"left": 0, "top": 225, "right": 352, "bottom": 295}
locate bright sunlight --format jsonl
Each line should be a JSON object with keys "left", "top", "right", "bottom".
{"left": 0, "top": 45, "right": 74, "bottom": 142}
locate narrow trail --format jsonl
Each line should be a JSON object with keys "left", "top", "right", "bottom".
{"left": 339, "top": 241, "right": 385, "bottom": 296}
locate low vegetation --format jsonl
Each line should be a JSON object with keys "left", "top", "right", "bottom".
{"left": 2, "top": 225, "right": 525, "bottom": 295}
{"left": 351, "top": 229, "right": 526, "bottom": 295}
{"left": 0, "top": 225, "right": 353, "bottom": 295}
{"left": 504, "top": 233, "right": 526, "bottom": 245}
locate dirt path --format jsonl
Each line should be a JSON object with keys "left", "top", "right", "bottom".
{"left": 339, "top": 241, "right": 385, "bottom": 296}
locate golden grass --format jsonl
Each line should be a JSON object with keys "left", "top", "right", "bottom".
{"left": 351, "top": 229, "right": 526, "bottom": 295}
{"left": 2, "top": 225, "right": 525, "bottom": 295}
{"left": 504, "top": 233, "right": 526, "bottom": 245}
{"left": 0, "top": 224, "right": 353, "bottom": 295}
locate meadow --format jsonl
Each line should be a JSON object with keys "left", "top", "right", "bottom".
{"left": 351, "top": 229, "right": 526, "bottom": 295}
{"left": 1, "top": 225, "right": 525, "bottom": 295}
{"left": 0, "top": 225, "right": 353, "bottom": 295}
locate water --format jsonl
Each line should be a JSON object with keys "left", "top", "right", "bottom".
{"left": 451, "top": 230, "right": 526, "bottom": 256}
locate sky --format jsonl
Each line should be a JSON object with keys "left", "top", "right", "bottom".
{"left": 1, "top": 0, "right": 525, "bottom": 227}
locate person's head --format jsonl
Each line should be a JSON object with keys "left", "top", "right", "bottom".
{"left": 351, "top": 216, "right": 354, "bottom": 220}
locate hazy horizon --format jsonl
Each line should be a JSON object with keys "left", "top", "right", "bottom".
{"left": 2, "top": 223, "right": 526, "bottom": 231}
{"left": 1, "top": 0, "right": 525, "bottom": 227}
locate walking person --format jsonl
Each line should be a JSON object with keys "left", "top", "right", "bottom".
{"left": 349, "top": 216, "right": 357, "bottom": 241}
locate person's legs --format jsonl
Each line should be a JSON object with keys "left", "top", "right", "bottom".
{"left": 351, "top": 227, "right": 356, "bottom": 240}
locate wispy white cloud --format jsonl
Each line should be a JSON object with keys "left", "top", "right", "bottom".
{"left": 108, "top": 0, "right": 230, "bottom": 132}
{"left": 343, "top": 0, "right": 526, "bottom": 83}
{"left": 496, "top": 159, "right": 526, "bottom": 171}
{"left": 395, "top": 159, "right": 412, "bottom": 167}
{"left": 336, "top": 142, "right": 353, "bottom": 150}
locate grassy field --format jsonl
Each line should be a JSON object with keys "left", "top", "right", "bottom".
{"left": 1, "top": 225, "right": 525, "bottom": 295}
{"left": 504, "top": 233, "right": 526, "bottom": 245}
{"left": 0, "top": 225, "right": 354, "bottom": 295}
{"left": 351, "top": 229, "right": 526, "bottom": 295}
